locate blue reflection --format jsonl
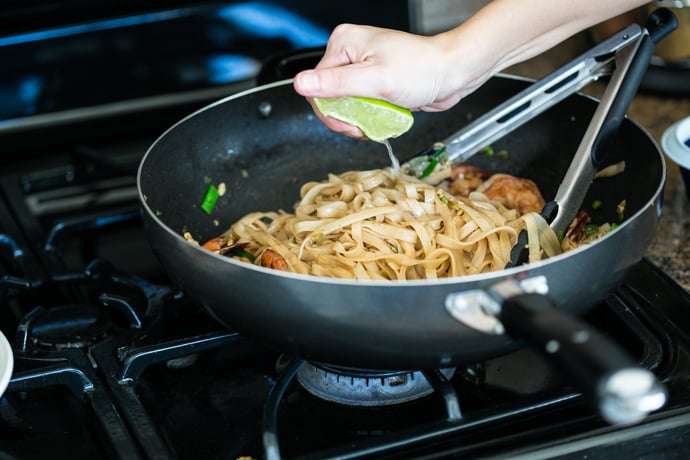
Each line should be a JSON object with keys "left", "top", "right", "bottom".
{"left": 0, "top": 76, "right": 43, "bottom": 116}
{"left": 0, "top": 10, "right": 187, "bottom": 47}
{"left": 216, "top": 2, "right": 329, "bottom": 48}
{"left": 206, "top": 54, "right": 262, "bottom": 84}
{"left": 0, "top": 2, "right": 331, "bottom": 120}
{"left": 19, "top": 77, "right": 42, "bottom": 103}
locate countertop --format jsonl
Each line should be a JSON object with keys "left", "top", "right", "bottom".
{"left": 506, "top": 31, "right": 690, "bottom": 292}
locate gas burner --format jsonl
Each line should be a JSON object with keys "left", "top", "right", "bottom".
{"left": 296, "top": 362, "right": 455, "bottom": 406}
{"left": 6, "top": 260, "right": 173, "bottom": 353}
{"left": 17, "top": 304, "right": 112, "bottom": 350}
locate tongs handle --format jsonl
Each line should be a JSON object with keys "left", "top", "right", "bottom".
{"left": 440, "top": 24, "right": 645, "bottom": 166}
{"left": 548, "top": 9, "right": 677, "bottom": 235}
{"left": 507, "top": 8, "right": 678, "bottom": 267}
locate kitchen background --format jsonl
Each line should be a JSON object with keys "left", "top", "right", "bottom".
{"left": 1, "top": 1, "right": 690, "bottom": 459}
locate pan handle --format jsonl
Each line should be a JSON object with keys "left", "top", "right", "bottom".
{"left": 445, "top": 279, "right": 667, "bottom": 425}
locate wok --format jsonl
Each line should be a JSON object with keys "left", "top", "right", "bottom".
{"left": 138, "top": 73, "right": 666, "bottom": 422}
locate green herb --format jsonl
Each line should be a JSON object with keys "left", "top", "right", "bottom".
{"left": 591, "top": 199, "right": 602, "bottom": 210}
{"left": 241, "top": 169, "right": 249, "bottom": 179}
{"left": 420, "top": 158, "right": 439, "bottom": 179}
{"left": 558, "top": 229, "right": 565, "bottom": 242}
{"left": 419, "top": 147, "right": 447, "bottom": 179}
{"left": 482, "top": 146, "right": 495, "bottom": 156}
{"left": 155, "top": 210, "right": 162, "bottom": 216}
{"left": 584, "top": 224, "right": 599, "bottom": 236}
{"left": 201, "top": 184, "right": 219, "bottom": 214}
{"left": 233, "top": 249, "right": 255, "bottom": 262}
{"left": 610, "top": 223, "right": 618, "bottom": 231}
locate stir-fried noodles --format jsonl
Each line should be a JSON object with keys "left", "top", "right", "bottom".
{"left": 198, "top": 168, "right": 563, "bottom": 280}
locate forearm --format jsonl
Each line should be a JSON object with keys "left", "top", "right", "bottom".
{"left": 443, "top": 0, "right": 650, "bottom": 76}
{"left": 293, "top": 0, "right": 651, "bottom": 131}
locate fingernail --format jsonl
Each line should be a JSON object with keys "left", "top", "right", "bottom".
{"left": 296, "top": 71, "right": 320, "bottom": 92}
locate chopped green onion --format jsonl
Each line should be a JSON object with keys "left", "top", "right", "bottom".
{"left": 558, "top": 229, "right": 565, "bottom": 242}
{"left": 420, "top": 157, "right": 439, "bottom": 179}
{"left": 232, "top": 249, "right": 255, "bottom": 262}
{"left": 419, "top": 146, "right": 446, "bottom": 179}
{"left": 482, "top": 146, "right": 495, "bottom": 156}
{"left": 201, "top": 184, "right": 219, "bottom": 214}
{"left": 610, "top": 223, "right": 618, "bottom": 231}
{"left": 591, "top": 199, "right": 602, "bottom": 210}
{"left": 584, "top": 224, "right": 599, "bottom": 236}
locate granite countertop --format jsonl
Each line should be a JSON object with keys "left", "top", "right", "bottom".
{"left": 506, "top": 31, "right": 690, "bottom": 292}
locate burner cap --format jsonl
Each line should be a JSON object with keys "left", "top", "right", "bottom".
{"left": 296, "top": 362, "right": 455, "bottom": 406}
{"left": 29, "top": 304, "right": 112, "bottom": 349}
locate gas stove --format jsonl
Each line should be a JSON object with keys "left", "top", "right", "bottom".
{"left": 3, "top": 3, "right": 690, "bottom": 460}
{"left": 3, "top": 148, "right": 690, "bottom": 460}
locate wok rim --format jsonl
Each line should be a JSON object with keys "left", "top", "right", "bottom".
{"left": 136, "top": 76, "right": 666, "bottom": 289}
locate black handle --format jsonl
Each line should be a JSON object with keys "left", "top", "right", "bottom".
{"left": 647, "top": 7, "right": 678, "bottom": 44}
{"left": 591, "top": 8, "right": 677, "bottom": 165}
{"left": 506, "top": 9, "right": 677, "bottom": 268}
{"left": 256, "top": 46, "right": 325, "bottom": 86}
{"left": 499, "top": 293, "right": 667, "bottom": 424}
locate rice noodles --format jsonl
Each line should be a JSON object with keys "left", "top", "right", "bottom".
{"left": 221, "top": 168, "right": 562, "bottom": 280}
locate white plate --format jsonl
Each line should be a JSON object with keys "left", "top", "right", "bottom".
{"left": 0, "top": 331, "right": 13, "bottom": 396}
{"left": 661, "top": 116, "right": 690, "bottom": 169}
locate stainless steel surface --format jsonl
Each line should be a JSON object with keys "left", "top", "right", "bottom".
{"left": 549, "top": 30, "right": 645, "bottom": 234}
{"left": 507, "top": 31, "right": 690, "bottom": 292}
{"left": 598, "top": 368, "right": 668, "bottom": 425}
{"left": 439, "top": 25, "right": 644, "bottom": 179}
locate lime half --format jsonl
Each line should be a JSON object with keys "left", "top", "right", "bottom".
{"left": 313, "top": 96, "right": 414, "bottom": 143}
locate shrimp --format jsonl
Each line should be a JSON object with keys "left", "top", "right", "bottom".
{"left": 260, "top": 248, "right": 289, "bottom": 271}
{"left": 476, "top": 173, "right": 545, "bottom": 215}
{"left": 444, "top": 166, "right": 545, "bottom": 215}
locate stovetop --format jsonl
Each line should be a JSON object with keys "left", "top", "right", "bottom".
{"left": 3, "top": 3, "right": 690, "bottom": 459}
{"left": 2, "top": 120, "right": 690, "bottom": 460}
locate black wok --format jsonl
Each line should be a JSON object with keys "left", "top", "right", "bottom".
{"left": 138, "top": 75, "right": 666, "bottom": 422}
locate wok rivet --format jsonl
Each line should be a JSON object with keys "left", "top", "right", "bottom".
{"left": 545, "top": 340, "right": 560, "bottom": 353}
{"left": 258, "top": 101, "right": 273, "bottom": 118}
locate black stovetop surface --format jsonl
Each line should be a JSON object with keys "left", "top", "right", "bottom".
{"left": 1, "top": 128, "right": 690, "bottom": 460}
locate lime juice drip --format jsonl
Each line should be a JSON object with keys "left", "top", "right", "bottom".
{"left": 384, "top": 139, "right": 401, "bottom": 177}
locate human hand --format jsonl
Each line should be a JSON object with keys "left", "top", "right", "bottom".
{"left": 292, "top": 24, "right": 490, "bottom": 139}
{"left": 292, "top": 0, "right": 649, "bottom": 140}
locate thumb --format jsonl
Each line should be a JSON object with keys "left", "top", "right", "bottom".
{"left": 293, "top": 65, "right": 378, "bottom": 99}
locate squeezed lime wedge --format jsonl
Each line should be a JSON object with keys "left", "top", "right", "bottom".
{"left": 313, "top": 96, "right": 414, "bottom": 143}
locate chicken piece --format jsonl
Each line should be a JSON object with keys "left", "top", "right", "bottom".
{"left": 476, "top": 173, "right": 545, "bottom": 214}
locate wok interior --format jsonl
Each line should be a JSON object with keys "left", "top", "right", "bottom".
{"left": 140, "top": 76, "right": 663, "bottom": 261}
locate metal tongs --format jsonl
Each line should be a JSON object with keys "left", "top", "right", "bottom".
{"left": 403, "top": 8, "right": 677, "bottom": 267}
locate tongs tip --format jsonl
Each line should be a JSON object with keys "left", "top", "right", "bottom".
{"left": 402, "top": 143, "right": 452, "bottom": 184}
